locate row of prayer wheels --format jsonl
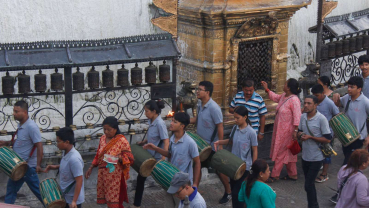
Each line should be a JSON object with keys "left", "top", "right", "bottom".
{"left": 321, "top": 35, "right": 369, "bottom": 60}
{"left": 1, "top": 61, "right": 171, "bottom": 95}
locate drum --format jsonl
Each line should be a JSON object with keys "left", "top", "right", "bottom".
{"left": 330, "top": 113, "right": 360, "bottom": 147}
{"left": 186, "top": 131, "right": 212, "bottom": 162}
{"left": 151, "top": 160, "right": 180, "bottom": 190}
{"left": 0, "top": 146, "right": 28, "bottom": 181}
{"left": 131, "top": 144, "right": 157, "bottom": 177}
{"left": 210, "top": 149, "right": 246, "bottom": 180}
{"left": 39, "top": 178, "right": 66, "bottom": 208}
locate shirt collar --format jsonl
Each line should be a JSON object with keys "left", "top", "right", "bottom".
{"left": 148, "top": 116, "right": 161, "bottom": 126}
{"left": 305, "top": 111, "right": 320, "bottom": 121}
{"left": 203, "top": 98, "right": 213, "bottom": 108}
{"left": 236, "top": 125, "right": 249, "bottom": 134}
{"left": 62, "top": 147, "right": 76, "bottom": 161}
{"left": 349, "top": 93, "right": 364, "bottom": 101}
{"left": 18, "top": 118, "right": 31, "bottom": 129}
{"left": 241, "top": 91, "right": 256, "bottom": 100}
{"left": 181, "top": 187, "right": 198, "bottom": 203}
{"left": 170, "top": 133, "right": 186, "bottom": 143}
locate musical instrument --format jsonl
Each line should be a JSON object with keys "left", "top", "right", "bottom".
{"left": 330, "top": 113, "right": 360, "bottom": 147}
{"left": 39, "top": 178, "right": 66, "bottom": 208}
{"left": 131, "top": 144, "right": 157, "bottom": 177}
{"left": 186, "top": 131, "right": 212, "bottom": 162}
{"left": 210, "top": 149, "right": 246, "bottom": 180}
{"left": 151, "top": 160, "right": 180, "bottom": 190}
{"left": 0, "top": 146, "right": 28, "bottom": 181}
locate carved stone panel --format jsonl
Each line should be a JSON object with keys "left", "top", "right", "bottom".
{"left": 235, "top": 12, "right": 278, "bottom": 38}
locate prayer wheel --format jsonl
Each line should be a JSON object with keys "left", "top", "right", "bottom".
{"left": 320, "top": 44, "right": 328, "bottom": 60}
{"left": 328, "top": 42, "right": 336, "bottom": 59}
{"left": 356, "top": 36, "right": 363, "bottom": 51}
{"left": 88, "top": 66, "right": 99, "bottom": 89}
{"left": 117, "top": 64, "right": 129, "bottom": 87}
{"left": 335, "top": 41, "right": 343, "bottom": 57}
{"left": 159, "top": 60, "right": 170, "bottom": 82}
{"left": 363, "top": 35, "right": 369, "bottom": 49}
{"left": 2, "top": 71, "right": 14, "bottom": 95}
{"left": 342, "top": 39, "right": 350, "bottom": 55}
{"left": 145, "top": 61, "right": 157, "bottom": 84}
{"left": 131, "top": 63, "right": 142, "bottom": 85}
{"left": 18, "top": 70, "right": 30, "bottom": 94}
{"left": 102, "top": 65, "right": 114, "bottom": 88}
{"left": 73, "top": 67, "right": 84, "bottom": 91}
{"left": 349, "top": 37, "right": 356, "bottom": 52}
{"left": 51, "top": 68, "right": 63, "bottom": 91}
{"left": 34, "top": 70, "right": 47, "bottom": 93}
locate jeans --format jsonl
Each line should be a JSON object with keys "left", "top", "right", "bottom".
{"left": 5, "top": 167, "right": 43, "bottom": 206}
{"left": 342, "top": 139, "right": 364, "bottom": 165}
{"left": 65, "top": 204, "right": 82, "bottom": 208}
{"left": 302, "top": 159, "right": 323, "bottom": 208}
{"left": 134, "top": 174, "right": 147, "bottom": 206}
{"left": 230, "top": 171, "right": 249, "bottom": 208}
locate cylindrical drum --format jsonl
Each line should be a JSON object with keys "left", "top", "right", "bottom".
{"left": 151, "top": 160, "right": 180, "bottom": 191}
{"left": 35, "top": 70, "right": 47, "bottom": 92}
{"left": 88, "top": 66, "right": 99, "bottom": 89}
{"left": 51, "top": 68, "right": 63, "bottom": 91}
{"left": 321, "top": 44, "right": 328, "bottom": 60}
{"left": 18, "top": 71, "right": 31, "bottom": 94}
{"left": 328, "top": 42, "right": 336, "bottom": 59}
{"left": 2, "top": 71, "right": 15, "bottom": 95}
{"left": 73, "top": 67, "right": 84, "bottom": 91}
{"left": 210, "top": 149, "right": 246, "bottom": 180}
{"left": 349, "top": 37, "right": 357, "bottom": 52}
{"left": 131, "top": 63, "right": 142, "bottom": 85}
{"left": 131, "top": 144, "right": 157, "bottom": 177}
{"left": 356, "top": 36, "right": 363, "bottom": 51}
{"left": 186, "top": 131, "right": 212, "bottom": 162}
{"left": 159, "top": 60, "right": 170, "bottom": 82}
{"left": 145, "top": 61, "right": 157, "bottom": 84}
{"left": 343, "top": 39, "right": 350, "bottom": 55}
{"left": 0, "top": 146, "right": 28, "bottom": 181}
{"left": 363, "top": 35, "right": 369, "bottom": 49}
{"left": 329, "top": 113, "right": 360, "bottom": 147}
{"left": 39, "top": 178, "right": 66, "bottom": 208}
{"left": 117, "top": 64, "right": 129, "bottom": 87}
{"left": 335, "top": 41, "right": 343, "bottom": 57}
{"left": 102, "top": 65, "right": 114, "bottom": 88}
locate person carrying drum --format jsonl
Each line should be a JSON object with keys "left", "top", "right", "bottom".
{"left": 44, "top": 127, "right": 84, "bottom": 208}
{"left": 311, "top": 84, "right": 339, "bottom": 183}
{"left": 297, "top": 95, "right": 332, "bottom": 208}
{"left": 229, "top": 78, "right": 267, "bottom": 141}
{"left": 167, "top": 172, "right": 206, "bottom": 208}
{"left": 214, "top": 106, "right": 258, "bottom": 208}
{"left": 189, "top": 81, "right": 231, "bottom": 204}
{"left": 133, "top": 100, "right": 169, "bottom": 208}
{"left": 0, "top": 101, "right": 44, "bottom": 206}
{"left": 144, "top": 112, "right": 201, "bottom": 208}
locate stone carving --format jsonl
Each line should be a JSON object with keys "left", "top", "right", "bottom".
{"left": 298, "top": 62, "right": 320, "bottom": 99}
{"left": 235, "top": 12, "right": 278, "bottom": 38}
{"left": 176, "top": 81, "right": 198, "bottom": 117}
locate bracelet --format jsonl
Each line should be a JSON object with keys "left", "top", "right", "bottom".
{"left": 294, "top": 129, "right": 298, "bottom": 132}
{"left": 265, "top": 89, "right": 270, "bottom": 93}
{"left": 259, "top": 132, "right": 264, "bottom": 135}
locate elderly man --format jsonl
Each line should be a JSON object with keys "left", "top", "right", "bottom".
{"left": 229, "top": 78, "right": 267, "bottom": 140}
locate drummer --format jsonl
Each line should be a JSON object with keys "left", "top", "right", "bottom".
{"left": 133, "top": 100, "right": 169, "bottom": 208}
{"left": 0, "top": 101, "right": 44, "bottom": 206}
{"left": 333, "top": 76, "right": 369, "bottom": 165}
{"left": 189, "top": 81, "right": 231, "bottom": 204}
{"left": 44, "top": 127, "right": 84, "bottom": 208}
{"left": 214, "top": 106, "right": 258, "bottom": 208}
{"left": 144, "top": 112, "right": 201, "bottom": 208}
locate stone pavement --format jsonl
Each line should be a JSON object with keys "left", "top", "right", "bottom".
{"left": 3, "top": 142, "right": 369, "bottom": 208}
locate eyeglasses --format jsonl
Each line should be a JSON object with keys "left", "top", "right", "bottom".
{"left": 175, "top": 187, "right": 185, "bottom": 196}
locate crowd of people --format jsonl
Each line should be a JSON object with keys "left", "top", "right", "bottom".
{"left": 2, "top": 55, "right": 369, "bottom": 208}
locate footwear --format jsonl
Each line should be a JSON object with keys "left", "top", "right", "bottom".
{"left": 265, "top": 177, "right": 278, "bottom": 183}
{"left": 329, "top": 193, "right": 338, "bottom": 204}
{"left": 281, "top": 175, "right": 297, "bottom": 181}
{"left": 315, "top": 174, "right": 329, "bottom": 183}
{"left": 219, "top": 192, "right": 232, "bottom": 204}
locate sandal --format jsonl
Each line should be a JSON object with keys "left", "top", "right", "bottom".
{"left": 315, "top": 174, "right": 329, "bottom": 183}
{"left": 265, "top": 177, "right": 277, "bottom": 183}
{"left": 281, "top": 175, "right": 297, "bottom": 181}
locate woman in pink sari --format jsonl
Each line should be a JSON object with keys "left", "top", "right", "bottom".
{"left": 261, "top": 79, "right": 302, "bottom": 182}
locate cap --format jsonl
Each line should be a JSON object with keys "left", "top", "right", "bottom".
{"left": 167, "top": 172, "right": 190, "bottom": 194}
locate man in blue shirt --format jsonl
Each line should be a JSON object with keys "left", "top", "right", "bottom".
{"left": 359, "top": 55, "right": 369, "bottom": 98}
{"left": 0, "top": 101, "right": 44, "bottom": 206}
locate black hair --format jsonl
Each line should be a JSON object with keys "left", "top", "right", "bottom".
{"left": 234, "top": 106, "right": 251, "bottom": 125}
{"left": 102, "top": 116, "right": 121, "bottom": 135}
{"left": 199, "top": 81, "right": 214, "bottom": 97}
{"left": 305, "top": 95, "right": 319, "bottom": 104}
{"left": 287, "top": 78, "right": 302, "bottom": 95}
{"left": 182, "top": 180, "right": 192, "bottom": 188}
{"left": 14, "top": 100, "right": 28, "bottom": 111}
{"left": 241, "top": 78, "right": 255, "bottom": 88}
{"left": 347, "top": 76, "right": 364, "bottom": 90}
{"left": 174, "top": 112, "right": 190, "bottom": 128}
{"left": 56, "top": 127, "right": 75, "bottom": 145}
{"left": 318, "top": 76, "right": 331, "bottom": 87}
{"left": 246, "top": 159, "right": 268, "bottom": 198}
{"left": 145, "top": 100, "right": 165, "bottom": 115}
{"left": 311, "top": 84, "right": 324, "bottom": 94}
{"left": 358, "top": 55, "right": 369, "bottom": 65}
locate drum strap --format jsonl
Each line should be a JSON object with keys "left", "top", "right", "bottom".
{"left": 226, "top": 125, "right": 253, "bottom": 159}
{"left": 10, "top": 128, "right": 37, "bottom": 160}
{"left": 345, "top": 100, "right": 366, "bottom": 134}
{"left": 305, "top": 119, "right": 335, "bottom": 157}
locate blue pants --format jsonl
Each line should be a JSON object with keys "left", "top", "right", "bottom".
{"left": 5, "top": 167, "right": 43, "bottom": 206}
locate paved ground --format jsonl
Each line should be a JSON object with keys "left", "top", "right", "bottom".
{"left": 3, "top": 142, "right": 369, "bottom": 208}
